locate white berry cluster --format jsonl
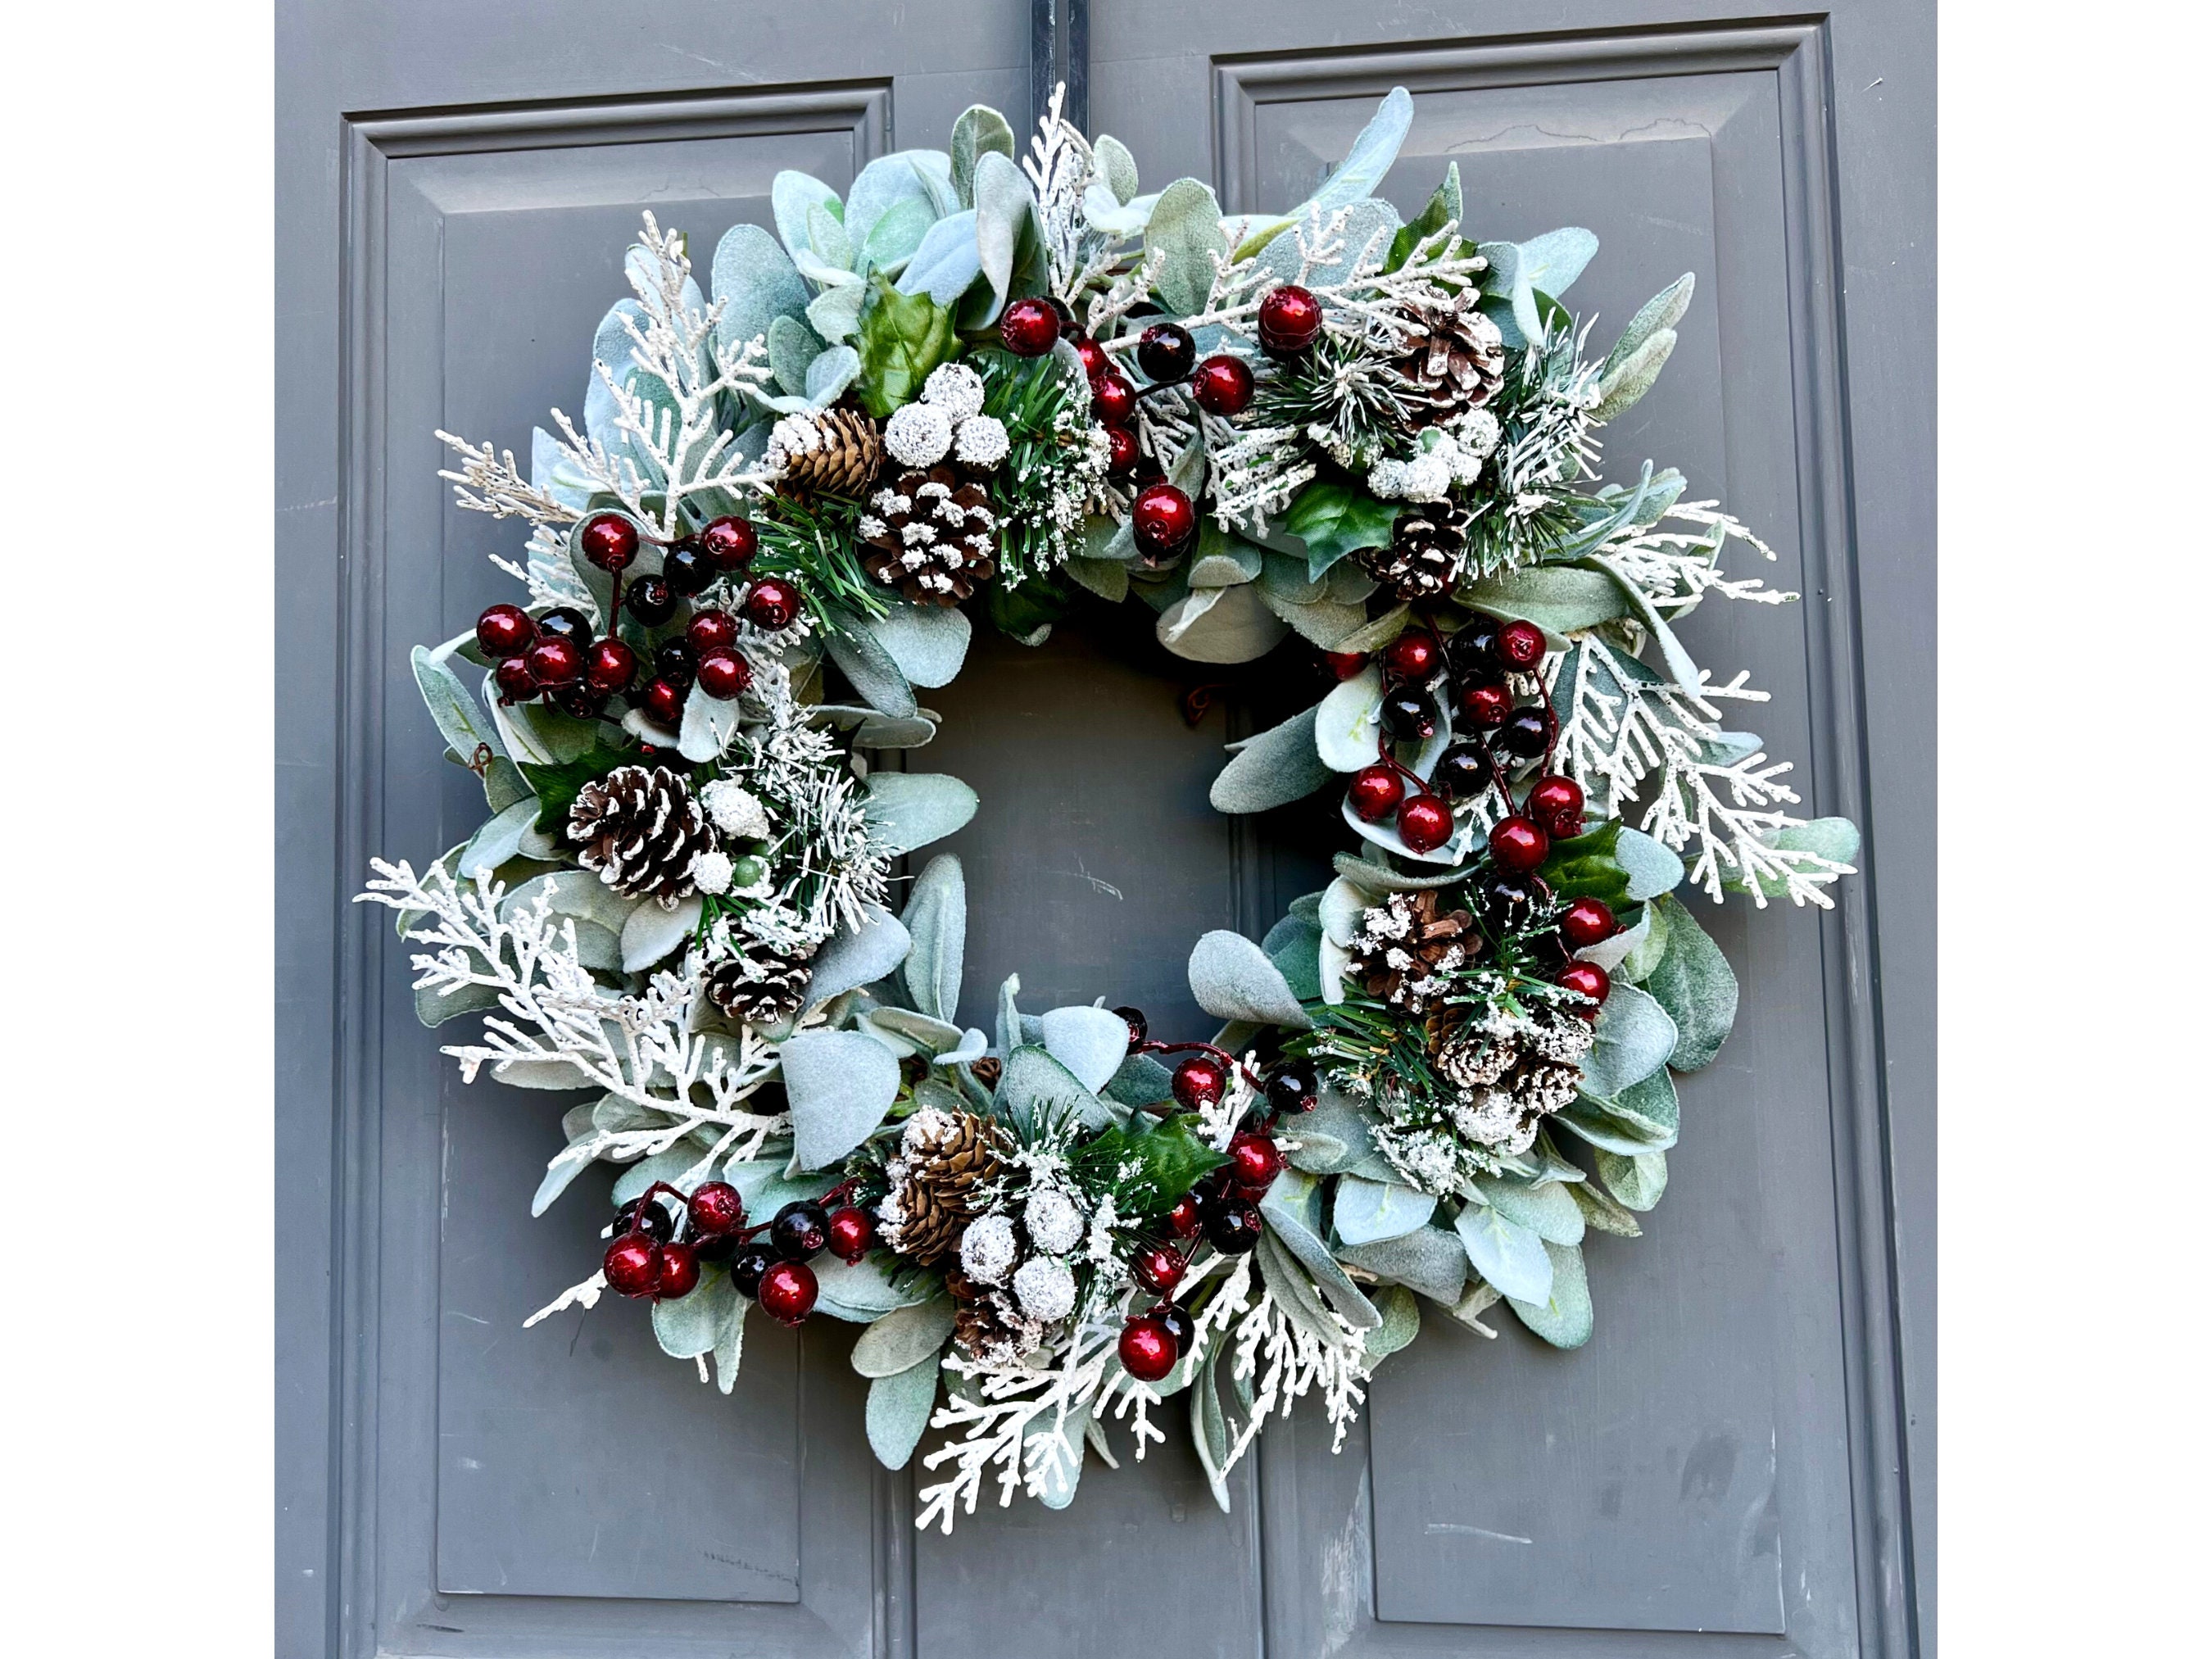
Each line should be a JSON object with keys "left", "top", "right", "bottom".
{"left": 882, "top": 362, "right": 1010, "bottom": 472}
{"left": 1367, "top": 417, "right": 1501, "bottom": 502}
{"left": 953, "top": 1180, "right": 1089, "bottom": 1324}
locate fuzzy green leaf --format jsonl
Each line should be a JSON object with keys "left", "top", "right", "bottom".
{"left": 1581, "top": 984, "right": 1679, "bottom": 1096}
{"left": 900, "top": 854, "right": 966, "bottom": 1024}
{"left": 867, "top": 1354, "right": 943, "bottom": 1469}
{"left": 1596, "top": 1148, "right": 1669, "bottom": 1212}
{"left": 782, "top": 1030, "right": 901, "bottom": 1169}
{"left": 1211, "top": 705, "right": 1331, "bottom": 813}
{"left": 1188, "top": 929, "right": 1312, "bottom": 1030}
{"left": 950, "top": 107, "right": 1016, "bottom": 209}
{"left": 1337, "top": 1225, "right": 1468, "bottom": 1304}
{"left": 1331, "top": 1176, "right": 1435, "bottom": 1246}
{"left": 851, "top": 1298, "right": 956, "bottom": 1378}
{"left": 860, "top": 772, "right": 978, "bottom": 854}
{"left": 1506, "top": 1240, "right": 1593, "bottom": 1349}
{"left": 1461, "top": 564, "right": 1634, "bottom": 637}
{"left": 1640, "top": 895, "right": 1738, "bottom": 1070}
{"left": 1454, "top": 1202, "right": 1553, "bottom": 1302}
{"left": 1145, "top": 178, "right": 1230, "bottom": 317}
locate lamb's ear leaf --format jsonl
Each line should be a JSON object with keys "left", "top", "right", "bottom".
{"left": 866, "top": 1352, "right": 944, "bottom": 1468}
{"left": 900, "top": 854, "right": 967, "bottom": 1024}
{"left": 861, "top": 773, "right": 978, "bottom": 855}
{"left": 1187, "top": 930, "right": 1312, "bottom": 1030}
{"left": 1211, "top": 705, "right": 1330, "bottom": 813}
{"left": 1038, "top": 1006, "right": 1133, "bottom": 1095}
{"left": 805, "top": 905, "right": 913, "bottom": 1008}
{"left": 1094, "top": 134, "right": 1140, "bottom": 204}
{"left": 950, "top": 106, "right": 1016, "bottom": 209}
{"left": 781, "top": 1031, "right": 901, "bottom": 1170}
{"left": 712, "top": 222, "right": 811, "bottom": 353}
{"left": 1294, "top": 88, "right": 1412, "bottom": 220}
{"left": 1145, "top": 178, "right": 1230, "bottom": 317}
{"left": 1639, "top": 895, "right": 1737, "bottom": 1070}
{"left": 851, "top": 1299, "right": 957, "bottom": 1378}
{"left": 1506, "top": 1240, "right": 1594, "bottom": 1349}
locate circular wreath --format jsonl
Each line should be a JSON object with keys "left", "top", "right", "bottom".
{"left": 364, "top": 86, "right": 1859, "bottom": 1532}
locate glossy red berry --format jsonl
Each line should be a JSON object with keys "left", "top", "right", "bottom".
{"left": 1456, "top": 680, "right": 1513, "bottom": 728}
{"left": 1348, "top": 763, "right": 1406, "bottom": 822}
{"left": 1166, "top": 1194, "right": 1203, "bottom": 1239}
{"left": 743, "top": 577, "right": 800, "bottom": 631}
{"left": 1257, "top": 283, "right": 1324, "bottom": 355}
{"left": 1497, "top": 619, "right": 1547, "bottom": 670}
{"left": 687, "top": 609, "right": 738, "bottom": 654}
{"left": 1072, "top": 335, "right": 1108, "bottom": 380}
{"left": 1133, "top": 1243, "right": 1186, "bottom": 1294}
{"left": 758, "top": 1258, "right": 819, "bottom": 1325}
{"left": 1131, "top": 483, "right": 1198, "bottom": 557}
{"left": 1091, "top": 369, "right": 1137, "bottom": 426}
{"left": 655, "top": 1240, "right": 702, "bottom": 1299}
{"left": 1380, "top": 629, "right": 1441, "bottom": 684}
{"left": 999, "top": 297, "right": 1062, "bottom": 356}
{"left": 1190, "top": 354, "right": 1255, "bottom": 416}
{"left": 699, "top": 515, "right": 757, "bottom": 572}
{"left": 1559, "top": 898, "right": 1617, "bottom": 950}
{"left": 475, "top": 603, "right": 535, "bottom": 660}
{"left": 1226, "top": 1131, "right": 1284, "bottom": 1193}
{"left": 1525, "top": 774, "right": 1586, "bottom": 839}
{"left": 579, "top": 512, "right": 639, "bottom": 572}
{"left": 602, "top": 1232, "right": 661, "bottom": 1299}
{"left": 1172, "top": 1054, "right": 1230, "bottom": 1112}
{"left": 1136, "top": 322, "right": 1197, "bottom": 383}
{"left": 1397, "top": 793, "right": 1453, "bottom": 853}
{"left": 638, "top": 678, "right": 686, "bottom": 726}
{"left": 826, "top": 1207, "right": 876, "bottom": 1265}
{"left": 695, "top": 647, "right": 752, "bottom": 700}
{"left": 492, "top": 657, "right": 538, "bottom": 703}
{"left": 582, "top": 637, "right": 637, "bottom": 696}
{"left": 1556, "top": 960, "right": 1611, "bottom": 1015}
{"left": 625, "top": 574, "right": 677, "bottom": 627}
{"left": 1107, "top": 425, "right": 1139, "bottom": 474}
{"left": 687, "top": 1181, "right": 746, "bottom": 1236}
{"left": 524, "top": 634, "right": 582, "bottom": 688}
{"left": 1323, "top": 650, "right": 1368, "bottom": 680}
{"left": 1118, "top": 1316, "right": 1177, "bottom": 1383}
{"left": 1489, "top": 814, "right": 1551, "bottom": 873}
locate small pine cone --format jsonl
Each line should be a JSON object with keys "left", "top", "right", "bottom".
{"left": 1346, "top": 889, "right": 1482, "bottom": 1013}
{"left": 1359, "top": 510, "right": 1463, "bottom": 602}
{"left": 1390, "top": 289, "right": 1507, "bottom": 426}
{"left": 945, "top": 1267, "right": 1042, "bottom": 1366}
{"left": 859, "top": 465, "right": 999, "bottom": 605}
{"left": 566, "top": 764, "right": 712, "bottom": 907}
{"left": 703, "top": 942, "right": 817, "bottom": 1027}
{"left": 879, "top": 1107, "right": 1007, "bottom": 1265}
{"left": 1444, "top": 1008, "right": 1596, "bottom": 1153}
{"left": 767, "top": 406, "right": 884, "bottom": 496}
{"left": 968, "top": 1056, "right": 1003, "bottom": 1090}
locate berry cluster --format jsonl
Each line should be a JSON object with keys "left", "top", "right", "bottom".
{"left": 601, "top": 1178, "right": 877, "bottom": 1327}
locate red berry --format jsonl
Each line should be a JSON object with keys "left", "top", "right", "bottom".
{"left": 1397, "top": 793, "right": 1453, "bottom": 853}
{"left": 1380, "top": 629, "right": 1441, "bottom": 684}
{"left": 687, "top": 1181, "right": 746, "bottom": 1236}
{"left": 524, "top": 635, "right": 582, "bottom": 688}
{"left": 1072, "top": 336, "right": 1108, "bottom": 380}
{"left": 1323, "top": 650, "right": 1368, "bottom": 679}
{"left": 602, "top": 1232, "right": 661, "bottom": 1299}
{"left": 757, "top": 1258, "right": 819, "bottom": 1324}
{"left": 1489, "top": 814, "right": 1551, "bottom": 873}
{"left": 1257, "top": 284, "right": 1323, "bottom": 355}
{"left": 655, "top": 1240, "right": 702, "bottom": 1299}
{"left": 743, "top": 577, "right": 800, "bottom": 631}
{"left": 1560, "top": 898, "right": 1617, "bottom": 950}
{"left": 475, "top": 603, "right": 535, "bottom": 660}
{"left": 1091, "top": 369, "right": 1137, "bottom": 426}
{"left": 1348, "top": 763, "right": 1406, "bottom": 823}
{"left": 687, "top": 609, "right": 739, "bottom": 654}
{"left": 638, "top": 678, "right": 686, "bottom": 726}
{"left": 695, "top": 648, "right": 752, "bottom": 700}
{"left": 698, "top": 515, "right": 757, "bottom": 572}
{"left": 1166, "top": 1194, "right": 1203, "bottom": 1239}
{"left": 1497, "top": 619, "right": 1547, "bottom": 670}
{"left": 582, "top": 637, "right": 637, "bottom": 696}
{"left": 1107, "top": 426, "right": 1139, "bottom": 474}
{"left": 1525, "top": 774, "right": 1585, "bottom": 839}
{"left": 578, "top": 512, "right": 639, "bottom": 572}
{"left": 1226, "top": 1131, "right": 1284, "bottom": 1193}
{"left": 826, "top": 1207, "right": 876, "bottom": 1265}
{"left": 1131, "top": 483, "right": 1197, "bottom": 557}
{"left": 1136, "top": 322, "right": 1196, "bottom": 383}
{"left": 492, "top": 657, "right": 538, "bottom": 704}
{"left": 1190, "top": 353, "right": 1255, "bottom": 416}
{"left": 999, "top": 297, "right": 1061, "bottom": 356}
{"left": 1171, "top": 1054, "right": 1229, "bottom": 1112}
{"left": 1132, "top": 1243, "right": 1186, "bottom": 1294}
{"left": 1556, "top": 960, "right": 1611, "bottom": 1016}
{"left": 1456, "top": 681, "right": 1513, "bottom": 728}
{"left": 1119, "top": 1316, "right": 1178, "bottom": 1383}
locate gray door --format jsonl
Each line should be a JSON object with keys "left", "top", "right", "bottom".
{"left": 276, "top": 4, "right": 1932, "bottom": 1657}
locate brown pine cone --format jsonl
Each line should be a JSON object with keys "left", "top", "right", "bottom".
{"left": 703, "top": 942, "right": 817, "bottom": 1027}
{"left": 1390, "top": 289, "right": 1507, "bottom": 426}
{"left": 1358, "top": 510, "right": 1463, "bottom": 602}
{"left": 566, "top": 764, "right": 712, "bottom": 907}
{"left": 1345, "top": 889, "right": 1482, "bottom": 1013}
{"left": 1439, "top": 1006, "right": 1594, "bottom": 1154}
{"left": 766, "top": 406, "right": 883, "bottom": 496}
{"left": 945, "top": 1267, "right": 1041, "bottom": 1366}
{"left": 859, "top": 465, "right": 999, "bottom": 605}
{"left": 878, "top": 1107, "right": 1006, "bottom": 1265}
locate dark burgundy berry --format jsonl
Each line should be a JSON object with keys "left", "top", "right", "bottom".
{"left": 1348, "top": 763, "right": 1406, "bottom": 823}
{"left": 1107, "top": 426, "right": 1139, "bottom": 474}
{"left": 1203, "top": 1202, "right": 1263, "bottom": 1256}
{"left": 524, "top": 635, "right": 583, "bottom": 688}
{"left": 1190, "top": 353, "right": 1255, "bottom": 416}
{"left": 1379, "top": 687, "right": 1438, "bottom": 741}
{"left": 655, "top": 1240, "right": 702, "bottom": 1299}
{"left": 1091, "top": 369, "right": 1137, "bottom": 427}
{"left": 1556, "top": 960, "right": 1611, "bottom": 1016}
{"left": 696, "top": 648, "right": 752, "bottom": 700}
{"left": 1046, "top": 296, "right": 1076, "bottom": 334}
{"left": 615, "top": 1195, "right": 678, "bottom": 1242}
{"left": 1166, "top": 1194, "right": 1203, "bottom": 1239}
{"left": 1171, "top": 1054, "right": 1230, "bottom": 1113}
{"left": 691, "top": 1231, "right": 742, "bottom": 1264}
{"left": 1153, "top": 1301, "right": 1196, "bottom": 1356}
{"left": 1489, "top": 815, "right": 1551, "bottom": 873}
{"left": 758, "top": 1258, "right": 819, "bottom": 1324}
{"left": 687, "top": 1181, "right": 746, "bottom": 1237}
{"left": 1189, "top": 1170, "right": 1230, "bottom": 1217}
{"left": 582, "top": 637, "right": 637, "bottom": 696}
{"left": 474, "top": 603, "right": 535, "bottom": 660}
{"left": 1132, "top": 1243, "right": 1186, "bottom": 1294}
{"left": 1073, "top": 335, "right": 1108, "bottom": 380}
{"left": 1131, "top": 483, "right": 1197, "bottom": 558}
{"left": 553, "top": 683, "right": 608, "bottom": 720}
{"left": 1525, "top": 774, "right": 1585, "bottom": 839}
{"left": 1323, "top": 650, "right": 1368, "bottom": 680}
{"left": 770, "top": 1201, "right": 829, "bottom": 1262}
{"left": 1559, "top": 898, "right": 1616, "bottom": 950}
{"left": 1263, "top": 1059, "right": 1319, "bottom": 1116}
{"left": 625, "top": 574, "right": 677, "bottom": 627}
{"left": 603, "top": 1233, "right": 661, "bottom": 1298}
{"left": 729, "top": 1242, "right": 777, "bottom": 1298}
{"left": 1498, "top": 619, "right": 1547, "bottom": 670}
{"left": 1498, "top": 707, "right": 1551, "bottom": 759}
{"left": 743, "top": 577, "right": 800, "bottom": 631}
{"left": 492, "top": 657, "right": 538, "bottom": 703}
{"left": 653, "top": 640, "right": 697, "bottom": 688}
{"left": 638, "top": 678, "right": 686, "bottom": 726}
{"left": 663, "top": 542, "right": 716, "bottom": 596}
{"left": 1455, "top": 680, "right": 1513, "bottom": 728}
{"left": 1477, "top": 873, "right": 1549, "bottom": 931}
{"left": 826, "top": 1207, "right": 876, "bottom": 1265}
{"left": 698, "top": 515, "right": 757, "bottom": 572}
{"left": 1257, "top": 284, "right": 1323, "bottom": 355}
{"left": 1398, "top": 793, "right": 1453, "bottom": 853}
{"left": 534, "top": 607, "right": 592, "bottom": 646}
{"left": 1432, "top": 744, "right": 1494, "bottom": 801}
{"left": 1118, "top": 1316, "right": 1177, "bottom": 1382}
{"left": 579, "top": 512, "right": 639, "bottom": 572}
{"left": 999, "top": 297, "right": 1062, "bottom": 356}
{"left": 1114, "top": 1005, "right": 1148, "bottom": 1048}
{"left": 1136, "top": 321, "right": 1196, "bottom": 383}
{"left": 1449, "top": 616, "right": 1502, "bottom": 678}
{"left": 687, "top": 609, "right": 739, "bottom": 655}
{"left": 1380, "top": 629, "right": 1441, "bottom": 684}
{"left": 1226, "top": 1131, "right": 1284, "bottom": 1192}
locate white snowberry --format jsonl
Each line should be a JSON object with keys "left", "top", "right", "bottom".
{"left": 1023, "top": 1185, "right": 1085, "bottom": 1255}
{"left": 691, "top": 850, "right": 734, "bottom": 895}
{"left": 951, "top": 413, "right": 1009, "bottom": 469}
{"left": 1454, "top": 406, "right": 1502, "bottom": 460}
{"left": 1011, "top": 1254, "right": 1077, "bottom": 1323}
{"left": 884, "top": 402, "right": 954, "bottom": 469}
{"left": 920, "top": 360, "right": 986, "bottom": 423}
{"left": 959, "top": 1214, "right": 1019, "bottom": 1286}
{"left": 699, "top": 780, "right": 770, "bottom": 841}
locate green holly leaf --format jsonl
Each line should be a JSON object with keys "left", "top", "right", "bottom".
{"left": 854, "top": 276, "right": 954, "bottom": 416}
{"left": 986, "top": 569, "right": 1078, "bottom": 643}
{"left": 1385, "top": 162, "right": 1463, "bottom": 272}
{"left": 517, "top": 744, "right": 634, "bottom": 833}
{"left": 1540, "top": 818, "right": 1632, "bottom": 906}
{"left": 1282, "top": 481, "right": 1400, "bottom": 580}
{"left": 1070, "top": 1114, "right": 1227, "bottom": 1224}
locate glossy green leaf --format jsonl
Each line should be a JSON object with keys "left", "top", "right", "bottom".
{"left": 1282, "top": 480, "right": 1398, "bottom": 578}
{"left": 854, "top": 278, "right": 954, "bottom": 417}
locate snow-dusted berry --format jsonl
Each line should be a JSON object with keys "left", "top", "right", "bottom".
{"left": 1023, "top": 1185, "right": 1085, "bottom": 1255}
{"left": 952, "top": 413, "right": 1009, "bottom": 469}
{"left": 1453, "top": 406, "right": 1502, "bottom": 459}
{"left": 920, "top": 360, "right": 986, "bottom": 423}
{"left": 884, "top": 402, "right": 954, "bottom": 469}
{"left": 699, "top": 779, "right": 770, "bottom": 841}
{"left": 691, "top": 849, "right": 735, "bottom": 895}
{"left": 1011, "top": 1254, "right": 1077, "bottom": 1322}
{"left": 958, "top": 1213, "right": 1019, "bottom": 1286}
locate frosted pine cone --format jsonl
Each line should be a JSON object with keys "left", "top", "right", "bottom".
{"left": 1358, "top": 510, "right": 1463, "bottom": 602}
{"left": 859, "top": 465, "right": 999, "bottom": 605}
{"left": 945, "top": 1267, "right": 1044, "bottom": 1366}
{"left": 765, "top": 406, "right": 883, "bottom": 496}
{"left": 1389, "top": 289, "right": 1506, "bottom": 426}
{"left": 1440, "top": 1008, "right": 1595, "bottom": 1154}
{"left": 703, "top": 941, "right": 816, "bottom": 1026}
{"left": 566, "top": 764, "right": 712, "bottom": 907}
{"left": 878, "top": 1108, "right": 1006, "bottom": 1265}
{"left": 1345, "top": 889, "right": 1482, "bottom": 1013}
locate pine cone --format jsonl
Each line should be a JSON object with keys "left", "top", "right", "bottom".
{"left": 1440, "top": 1007, "right": 1594, "bottom": 1154}
{"left": 1345, "top": 889, "right": 1482, "bottom": 1013}
{"left": 704, "top": 941, "right": 817, "bottom": 1027}
{"left": 1390, "top": 289, "right": 1506, "bottom": 426}
{"left": 879, "top": 1108, "right": 1006, "bottom": 1265}
{"left": 766, "top": 406, "right": 884, "bottom": 496}
{"left": 1358, "top": 510, "right": 1462, "bottom": 602}
{"left": 945, "top": 1267, "right": 1043, "bottom": 1366}
{"left": 566, "top": 764, "right": 712, "bottom": 907}
{"left": 859, "top": 465, "right": 999, "bottom": 605}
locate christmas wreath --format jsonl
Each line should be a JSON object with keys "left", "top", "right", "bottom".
{"left": 362, "top": 87, "right": 1859, "bottom": 1531}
